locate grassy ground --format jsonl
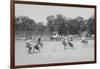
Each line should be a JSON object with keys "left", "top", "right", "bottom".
{"left": 15, "top": 38, "right": 94, "bottom": 66}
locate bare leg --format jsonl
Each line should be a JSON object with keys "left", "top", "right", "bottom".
{"left": 64, "top": 46, "right": 66, "bottom": 50}
{"left": 28, "top": 47, "right": 32, "bottom": 54}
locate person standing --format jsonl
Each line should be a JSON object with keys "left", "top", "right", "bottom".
{"left": 62, "top": 38, "right": 67, "bottom": 49}
{"left": 81, "top": 36, "right": 88, "bottom": 46}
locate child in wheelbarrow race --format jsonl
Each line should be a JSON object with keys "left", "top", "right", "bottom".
{"left": 62, "top": 36, "right": 74, "bottom": 49}
{"left": 33, "top": 37, "right": 43, "bottom": 53}
{"left": 37, "top": 37, "right": 43, "bottom": 48}
{"left": 81, "top": 36, "right": 88, "bottom": 46}
{"left": 25, "top": 36, "right": 43, "bottom": 54}
{"left": 25, "top": 38, "right": 33, "bottom": 54}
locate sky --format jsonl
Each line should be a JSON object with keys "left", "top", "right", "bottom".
{"left": 15, "top": 3, "right": 94, "bottom": 24}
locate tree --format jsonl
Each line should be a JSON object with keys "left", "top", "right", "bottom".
{"left": 15, "top": 16, "right": 36, "bottom": 31}
{"left": 54, "top": 14, "right": 66, "bottom": 32}
{"left": 58, "top": 22, "right": 68, "bottom": 35}
{"left": 46, "top": 15, "right": 55, "bottom": 34}
{"left": 36, "top": 22, "right": 46, "bottom": 35}
{"left": 87, "top": 16, "right": 94, "bottom": 35}
{"left": 68, "top": 19, "right": 81, "bottom": 35}
{"left": 46, "top": 14, "right": 67, "bottom": 34}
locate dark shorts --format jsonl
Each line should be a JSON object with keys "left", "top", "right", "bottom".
{"left": 68, "top": 42, "right": 73, "bottom": 46}
{"left": 34, "top": 45, "right": 39, "bottom": 50}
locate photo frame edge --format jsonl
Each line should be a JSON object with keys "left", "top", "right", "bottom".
{"left": 10, "top": 0, "right": 97, "bottom": 69}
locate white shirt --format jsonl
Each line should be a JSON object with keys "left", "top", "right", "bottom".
{"left": 82, "top": 36, "right": 86, "bottom": 40}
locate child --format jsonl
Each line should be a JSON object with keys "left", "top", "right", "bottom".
{"left": 26, "top": 39, "right": 32, "bottom": 54}
{"left": 81, "top": 36, "right": 88, "bottom": 46}
{"left": 62, "top": 38, "right": 67, "bottom": 49}
{"left": 37, "top": 37, "right": 43, "bottom": 47}
{"left": 62, "top": 36, "right": 74, "bottom": 49}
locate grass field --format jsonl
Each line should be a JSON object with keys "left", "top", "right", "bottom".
{"left": 15, "top": 38, "right": 94, "bottom": 66}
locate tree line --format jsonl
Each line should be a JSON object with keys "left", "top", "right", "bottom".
{"left": 15, "top": 14, "right": 94, "bottom": 36}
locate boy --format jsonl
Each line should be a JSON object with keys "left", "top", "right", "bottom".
{"left": 26, "top": 39, "right": 32, "bottom": 54}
